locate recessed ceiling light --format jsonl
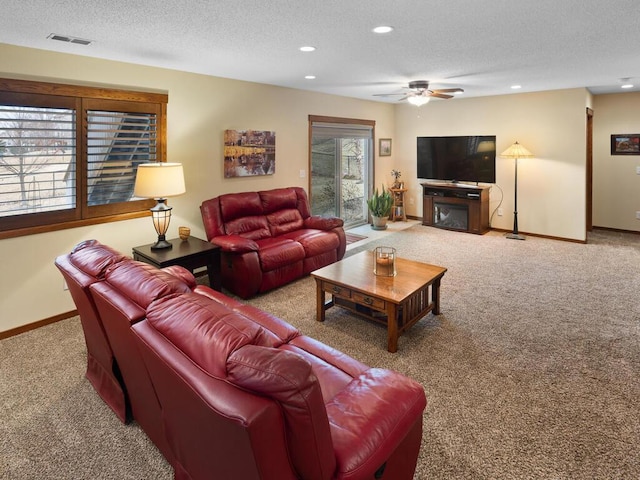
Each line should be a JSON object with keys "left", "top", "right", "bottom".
{"left": 511, "top": 85, "right": 522, "bottom": 90}
{"left": 621, "top": 84, "right": 634, "bottom": 89}
{"left": 305, "top": 75, "right": 316, "bottom": 80}
{"left": 299, "top": 46, "right": 316, "bottom": 52}
{"left": 372, "top": 26, "right": 394, "bottom": 34}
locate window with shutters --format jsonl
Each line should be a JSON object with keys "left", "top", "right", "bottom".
{"left": 0, "top": 78, "right": 167, "bottom": 239}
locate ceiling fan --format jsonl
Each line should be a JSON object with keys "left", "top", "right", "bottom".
{"left": 374, "top": 80, "right": 464, "bottom": 106}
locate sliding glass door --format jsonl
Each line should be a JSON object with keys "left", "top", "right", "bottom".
{"left": 309, "top": 117, "right": 373, "bottom": 227}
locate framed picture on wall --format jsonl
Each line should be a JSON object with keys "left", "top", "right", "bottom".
{"left": 223, "top": 129, "right": 276, "bottom": 177}
{"left": 379, "top": 138, "right": 392, "bottom": 156}
{"left": 611, "top": 134, "right": 640, "bottom": 155}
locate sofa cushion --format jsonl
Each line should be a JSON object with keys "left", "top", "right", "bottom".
{"left": 104, "top": 261, "right": 192, "bottom": 309}
{"left": 232, "top": 303, "right": 300, "bottom": 343}
{"left": 161, "top": 265, "right": 197, "bottom": 288}
{"left": 281, "top": 229, "right": 340, "bottom": 257}
{"left": 219, "top": 191, "right": 263, "bottom": 221}
{"left": 256, "top": 237, "right": 305, "bottom": 272}
{"left": 146, "top": 293, "right": 289, "bottom": 377}
{"left": 147, "top": 294, "right": 262, "bottom": 377}
{"left": 225, "top": 215, "right": 271, "bottom": 240}
{"left": 259, "top": 187, "right": 299, "bottom": 214}
{"left": 267, "top": 208, "right": 305, "bottom": 237}
{"left": 68, "top": 239, "right": 127, "bottom": 278}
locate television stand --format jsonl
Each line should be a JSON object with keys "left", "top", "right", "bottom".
{"left": 421, "top": 182, "right": 490, "bottom": 234}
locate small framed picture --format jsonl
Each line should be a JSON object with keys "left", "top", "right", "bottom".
{"left": 379, "top": 138, "right": 392, "bottom": 156}
{"left": 611, "top": 134, "right": 640, "bottom": 155}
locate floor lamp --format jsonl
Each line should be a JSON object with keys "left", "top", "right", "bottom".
{"left": 134, "top": 162, "right": 186, "bottom": 249}
{"left": 500, "top": 141, "right": 534, "bottom": 240}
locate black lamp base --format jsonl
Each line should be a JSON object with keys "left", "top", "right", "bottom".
{"left": 151, "top": 237, "right": 173, "bottom": 250}
{"left": 506, "top": 232, "right": 526, "bottom": 240}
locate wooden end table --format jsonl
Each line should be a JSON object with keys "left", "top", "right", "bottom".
{"left": 132, "top": 237, "right": 221, "bottom": 291}
{"left": 311, "top": 250, "right": 447, "bottom": 352}
{"left": 389, "top": 187, "right": 408, "bottom": 222}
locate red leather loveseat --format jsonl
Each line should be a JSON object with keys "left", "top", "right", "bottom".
{"left": 56, "top": 240, "right": 427, "bottom": 480}
{"left": 200, "top": 186, "right": 346, "bottom": 298}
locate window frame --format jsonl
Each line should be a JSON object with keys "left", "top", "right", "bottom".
{"left": 0, "top": 78, "right": 167, "bottom": 240}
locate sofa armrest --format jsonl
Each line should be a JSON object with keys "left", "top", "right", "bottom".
{"left": 325, "top": 368, "right": 427, "bottom": 479}
{"left": 193, "top": 284, "right": 245, "bottom": 308}
{"left": 304, "top": 216, "right": 344, "bottom": 231}
{"left": 210, "top": 234, "right": 259, "bottom": 253}
{"left": 228, "top": 345, "right": 336, "bottom": 480}
{"left": 161, "top": 265, "right": 197, "bottom": 288}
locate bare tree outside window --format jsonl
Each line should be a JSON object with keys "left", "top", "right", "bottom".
{"left": 0, "top": 78, "right": 167, "bottom": 239}
{"left": 0, "top": 106, "right": 76, "bottom": 216}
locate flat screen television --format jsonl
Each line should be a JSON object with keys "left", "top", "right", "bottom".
{"left": 417, "top": 135, "right": 496, "bottom": 184}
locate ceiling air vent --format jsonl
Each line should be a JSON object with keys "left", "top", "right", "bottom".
{"left": 47, "top": 34, "right": 93, "bottom": 46}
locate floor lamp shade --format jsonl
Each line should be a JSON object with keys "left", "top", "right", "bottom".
{"left": 134, "top": 162, "right": 186, "bottom": 249}
{"left": 500, "top": 142, "right": 534, "bottom": 240}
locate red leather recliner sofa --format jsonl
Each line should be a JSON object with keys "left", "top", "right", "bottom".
{"left": 200, "top": 186, "right": 346, "bottom": 298}
{"left": 54, "top": 240, "right": 129, "bottom": 422}
{"left": 56, "top": 240, "right": 427, "bottom": 479}
{"left": 56, "top": 240, "right": 202, "bottom": 465}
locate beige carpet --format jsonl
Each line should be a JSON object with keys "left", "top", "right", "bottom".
{"left": 1, "top": 226, "right": 639, "bottom": 479}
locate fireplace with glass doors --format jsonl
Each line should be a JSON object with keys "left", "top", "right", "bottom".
{"left": 421, "top": 183, "right": 491, "bottom": 235}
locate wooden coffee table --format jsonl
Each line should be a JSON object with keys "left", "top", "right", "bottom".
{"left": 311, "top": 250, "right": 447, "bottom": 353}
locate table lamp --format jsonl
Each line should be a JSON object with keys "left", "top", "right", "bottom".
{"left": 134, "top": 162, "right": 186, "bottom": 249}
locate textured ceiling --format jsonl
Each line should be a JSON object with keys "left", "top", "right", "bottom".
{"left": 1, "top": 0, "right": 639, "bottom": 103}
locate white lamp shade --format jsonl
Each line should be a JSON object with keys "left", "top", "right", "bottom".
{"left": 134, "top": 162, "right": 186, "bottom": 199}
{"left": 500, "top": 141, "right": 534, "bottom": 159}
{"left": 407, "top": 95, "right": 430, "bottom": 107}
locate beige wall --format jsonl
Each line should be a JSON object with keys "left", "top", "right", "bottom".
{"left": 592, "top": 93, "right": 640, "bottom": 230}
{"left": 1, "top": 42, "right": 637, "bottom": 333}
{"left": 392, "top": 88, "right": 591, "bottom": 241}
{"left": 0, "top": 43, "right": 395, "bottom": 332}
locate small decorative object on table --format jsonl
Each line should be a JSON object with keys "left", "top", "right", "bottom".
{"left": 391, "top": 169, "right": 402, "bottom": 188}
{"left": 178, "top": 226, "right": 191, "bottom": 240}
{"left": 373, "top": 246, "right": 397, "bottom": 276}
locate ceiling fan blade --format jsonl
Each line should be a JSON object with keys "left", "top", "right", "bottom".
{"left": 397, "top": 95, "right": 411, "bottom": 102}
{"left": 373, "top": 93, "right": 407, "bottom": 97}
{"left": 429, "top": 93, "right": 454, "bottom": 99}
{"left": 432, "top": 88, "right": 464, "bottom": 94}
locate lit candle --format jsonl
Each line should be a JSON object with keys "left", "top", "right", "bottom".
{"left": 376, "top": 254, "right": 392, "bottom": 266}
{"left": 374, "top": 251, "right": 395, "bottom": 276}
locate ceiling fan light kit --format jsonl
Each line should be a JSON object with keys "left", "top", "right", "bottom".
{"left": 374, "top": 80, "right": 464, "bottom": 106}
{"left": 407, "top": 95, "right": 430, "bottom": 106}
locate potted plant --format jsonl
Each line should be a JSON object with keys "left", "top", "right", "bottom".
{"left": 367, "top": 185, "right": 393, "bottom": 230}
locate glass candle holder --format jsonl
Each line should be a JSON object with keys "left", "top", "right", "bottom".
{"left": 373, "top": 246, "right": 396, "bottom": 276}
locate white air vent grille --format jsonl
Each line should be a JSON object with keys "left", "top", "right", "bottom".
{"left": 47, "top": 34, "right": 92, "bottom": 46}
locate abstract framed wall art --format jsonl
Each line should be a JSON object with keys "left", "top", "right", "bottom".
{"left": 224, "top": 129, "right": 276, "bottom": 177}
{"left": 610, "top": 134, "right": 640, "bottom": 155}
